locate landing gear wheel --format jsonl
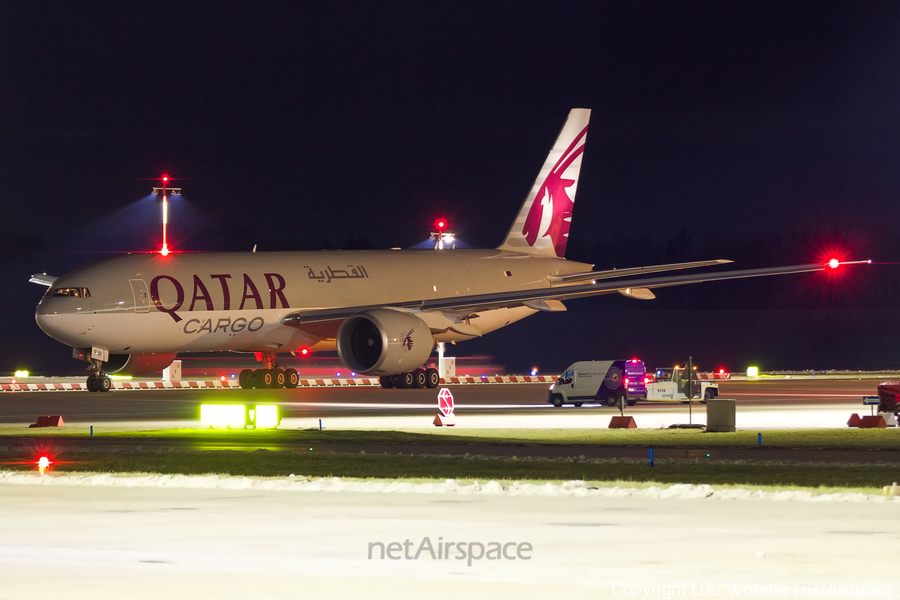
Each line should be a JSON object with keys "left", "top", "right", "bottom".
{"left": 551, "top": 395, "right": 563, "bottom": 408}
{"left": 396, "top": 371, "right": 414, "bottom": 389}
{"left": 284, "top": 369, "right": 299, "bottom": 389}
{"left": 86, "top": 375, "right": 97, "bottom": 392}
{"left": 574, "top": 402, "right": 583, "bottom": 407}
{"left": 96, "top": 375, "right": 111, "bottom": 393}
{"left": 379, "top": 375, "right": 395, "bottom": 389}
{"left": 272, "top": 369, "right": 286, "bottom": 389}
{"left": 239, "top": 369, "right": 254, "bottom": 390}
{"left": 412, "top": 368, "right": 427, "bottom": 388}
{"left": 254, "top": 369, "right": 273, "bottom": 389}
{"left": 605, "top": 394, "right": 618, "bottom": 407}
{"left": 425, "top": 368, "right": 440, "bottom": 388}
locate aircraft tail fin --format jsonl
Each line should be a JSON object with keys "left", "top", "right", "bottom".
{"left": 498, "top": 108, "right": 591, "bottom": 258}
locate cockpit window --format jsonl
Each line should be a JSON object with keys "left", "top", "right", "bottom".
{"left": 50, "top": 287, "right": 91, "bottom": 298}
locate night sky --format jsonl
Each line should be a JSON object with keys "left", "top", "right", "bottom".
{"left": 3, "top": 1, "right": 900, "bottom": 375}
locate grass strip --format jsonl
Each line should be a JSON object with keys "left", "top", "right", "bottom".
{"left": 2, "top": 449, "right": 898, "bottom": 489}
{"left": 2, "top": 426, "right": 899, "bottom": 450}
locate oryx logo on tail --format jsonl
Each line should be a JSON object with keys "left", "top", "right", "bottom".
{"left": 498, "top": 108, "right": 590, "bottom": 259}
{"left": 521, "top": 125, "right": 587, "bottom": 257}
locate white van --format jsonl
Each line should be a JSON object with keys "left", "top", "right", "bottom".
{"left": 547, "top": 360, "right": 645, "bottom": 408}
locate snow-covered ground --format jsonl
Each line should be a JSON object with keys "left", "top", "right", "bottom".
{"left": 0, "top": 474, "right": 897, "bottom": 599}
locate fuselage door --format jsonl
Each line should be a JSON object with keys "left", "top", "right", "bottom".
{"left": 129, "top": 279, "right": 150, "bottom": 313}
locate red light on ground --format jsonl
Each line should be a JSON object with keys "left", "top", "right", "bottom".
{"left": 437, "top": 220, "right": 446, "bottom": 229}
{"left": 828, "top": 258, "right": 840, "bottom": 269}
{"left": 160, "top": 244, "right": 170, "bottom": 256}
{"left": 719, "top": 368, "right": 725, "bottom": 374}
{"left": 162, "top": 175, "right": 169, "bottom": 182}
{"left": 37, "top": 456, "right": 51, "bottom": 475}
{"left": 220, "top": 375, "right": 226, "bottom": 381}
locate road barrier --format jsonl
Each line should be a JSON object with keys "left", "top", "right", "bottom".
{"left": 0, "top": 375, "right": 558, "bottom": 392}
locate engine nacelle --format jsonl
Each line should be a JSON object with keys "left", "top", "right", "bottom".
{"left": 336, "top": 310, "right": 434, "bottom": 376}
{"left": 104, "top": 352, "right": 177, "bottom": 376}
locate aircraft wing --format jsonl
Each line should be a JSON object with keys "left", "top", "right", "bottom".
{"left": 546, "top": 259, "right": 733, "bottom": 284}
{"left": 283, "top": 261, "right": 858, "bottom": 333}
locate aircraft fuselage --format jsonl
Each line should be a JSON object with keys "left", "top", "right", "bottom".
{"left": 35, "top": 249, "right": 591, "bottom": 355}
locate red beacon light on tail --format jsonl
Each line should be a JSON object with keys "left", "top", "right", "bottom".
{"left": 828, "top": 258, "right": 840, "bottom": 269}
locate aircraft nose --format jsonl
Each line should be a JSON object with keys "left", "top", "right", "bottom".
{"left": 35, "top": 311, "right": 59, "bottom": 337}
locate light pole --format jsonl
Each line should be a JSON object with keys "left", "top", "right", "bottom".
{"left": 429, "top": 219, "right": 455, "bottom": 250}
{"left": 151, "top": 175, "right": 181, "bottom": 255}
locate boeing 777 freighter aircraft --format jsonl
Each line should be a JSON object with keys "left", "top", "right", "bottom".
{"left": 31, "top": 109, "right": 848, "bottom": 392}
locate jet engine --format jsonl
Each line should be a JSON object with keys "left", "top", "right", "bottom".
{"left": 103, "top": 352, "right": 177, "bottom": 376}
{"left": 336, "top": 310, "right": 434, "bottom": 376}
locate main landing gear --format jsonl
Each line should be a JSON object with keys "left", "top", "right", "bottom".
{"left": 379, "top": 367, "right": 440, "bottom": 389}
{"left": 238, "top": 352, "right": 299, "bottom": 390}
{"left": 85, "top": 357, "right": 111, "bottom": 393}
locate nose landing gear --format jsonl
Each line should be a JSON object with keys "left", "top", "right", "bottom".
{"left": 85, "top": 357, "right": 111, "bottom": 393}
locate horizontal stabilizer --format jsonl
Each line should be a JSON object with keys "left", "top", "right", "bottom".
{"left": 29, "top": 273, "right": 57, "bottom": 287}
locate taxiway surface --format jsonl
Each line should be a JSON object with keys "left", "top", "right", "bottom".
{"left": 0, "top": 378, "right": 887, "bottom": 431}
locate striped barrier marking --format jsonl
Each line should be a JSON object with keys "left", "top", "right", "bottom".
{"left": 0, "top": 375, "right": 556, "bottom": 391}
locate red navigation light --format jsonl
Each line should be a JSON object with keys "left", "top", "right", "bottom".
{"left": 437, "top": 219, "right": 446, "bottom": 230}
{"left": 828, "top": 258, "right": 840, "bottom": 269}
{"left": 300, "top": 348, "right": 309, "bottom": 356}
{"left": 162, "top": 175, "right": 169, "bottom": 183}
